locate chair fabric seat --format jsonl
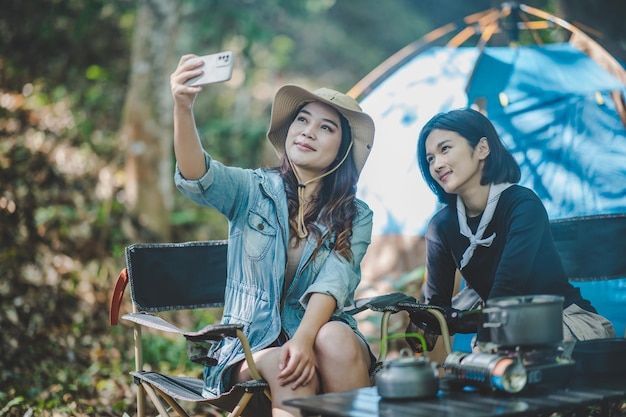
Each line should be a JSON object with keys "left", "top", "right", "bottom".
{"left": 131, "top": 371, "right": 207, "bottom": 402}
{"left": 131, "top": 371, "right": 272, "bottom": 415}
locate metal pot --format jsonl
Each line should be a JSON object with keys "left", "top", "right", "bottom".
{"left": 375, "top": 349, "right": 439, "bottom": 400}
{"left": 482, "top": 295, "right": 564, "bottom": 346}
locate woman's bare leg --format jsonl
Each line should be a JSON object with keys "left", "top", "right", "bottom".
{"left": 314, "top": 321, "right": 372, "bottom": 392}
{"left": 233, "top": 346, "right": 320, "bottom": 417}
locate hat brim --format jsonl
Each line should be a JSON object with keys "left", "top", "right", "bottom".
{"left": 266, "top": 85, "right": 375, "bottom": 175}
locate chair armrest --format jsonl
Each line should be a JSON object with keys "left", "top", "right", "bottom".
{"left": 398, "top": 302, "right": 482, "bottom": 335}
{"left": 447, "top": 309, "right": 483, "bottom": 334}
{"left": 345, "top": 292, "right": 417, "bottom": 315}
{"left": 123, "top": 312, "right": 246, "bottom": 367}
{"left": 122, "top": 312, "right": 243, "bottom": 340}
{"left": 110, "top": 268, "right": 129, "bottom": 326}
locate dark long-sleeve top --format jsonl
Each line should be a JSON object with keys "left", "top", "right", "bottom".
{"left": 423, "top": 185, "right": 594, "bottom": 315}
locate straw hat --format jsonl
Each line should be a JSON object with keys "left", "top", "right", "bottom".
{"left": 266, "top": 85, "right": 375, "bottom": 174}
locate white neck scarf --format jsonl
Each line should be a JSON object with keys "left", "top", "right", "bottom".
{"left": 457, "top": 182, "right": 513, "bottom": 270}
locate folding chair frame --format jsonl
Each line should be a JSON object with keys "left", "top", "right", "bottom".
{"left": 110, "top": 241, "right": 271, "bottom": 417}
{"left": 109, "top": 240, "right": 468, "bottom": 416}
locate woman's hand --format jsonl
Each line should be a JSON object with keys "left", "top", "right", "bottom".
{"left": 275, "top": 293, "right": 335, "bottom": 390}
{"left": 277, "top": 336, "right": 317, "bottom": 390}
{"left": 170, "top": 54, "right": 204, "bottom": 110}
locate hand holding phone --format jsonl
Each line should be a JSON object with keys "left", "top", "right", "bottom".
{"left": 184, "top": 51, "right": 234, "bottom": 87}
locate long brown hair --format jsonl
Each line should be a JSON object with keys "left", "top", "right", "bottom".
{"left": 279, "top": 114, "right": 358, "bottom": 261}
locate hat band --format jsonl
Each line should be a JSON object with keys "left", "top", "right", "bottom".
{"left": 290, "top": 140, "right": 354, "bottom": 238}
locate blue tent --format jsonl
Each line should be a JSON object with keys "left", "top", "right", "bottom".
{"left": 353, "top": 9, "right": 626, "bottom": 342}
{"left": 357, "top": 43, "right": 626, "bottom": 233}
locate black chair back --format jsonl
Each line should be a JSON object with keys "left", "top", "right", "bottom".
{"left": 551, "top": 213, "right": 626, "bottom": 281}
{"left": 125, "top": 240, "right": 228, "bottom": 312}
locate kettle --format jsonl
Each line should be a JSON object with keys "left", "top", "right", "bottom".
{"left": 375, "top": 348, "right": 439, "bottom": 400}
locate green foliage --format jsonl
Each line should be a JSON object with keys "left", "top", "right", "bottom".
{"left": 141, "top": 309, "right": 223, "bottom": 376}
{"left": 142, "top": 333, "right": 192, "bottom": 374}
{"left": 1, "top": 0, "right": 133, "bottom": 92}
{"left": 0, "top": 2, "right": 135, "bottom": 414}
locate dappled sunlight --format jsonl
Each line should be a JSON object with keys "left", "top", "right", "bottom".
{"left": 0, "top": 195, "right": 17, "bottom": 214}
{"left": 50, "top": 143, "right": 101, "bottom": 177}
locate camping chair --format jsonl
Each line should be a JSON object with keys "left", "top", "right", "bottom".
{"left": 550, "top": 213, "right": 626, "bottom": 338}
{"left": 109, "top": 240, "right": 271, "bottom": 417}
{"left": 358, "top": 297, "right": 483, "bottom": 360}
{"left": 109, "top": 240, "right": 415, "bottom": 417}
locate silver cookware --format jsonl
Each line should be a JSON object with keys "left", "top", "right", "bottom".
{"left": 376, "top": 348, "right": 439, "bottom": 400}
{"left": 482, "top": 295, "right": 564, "bottom": 346}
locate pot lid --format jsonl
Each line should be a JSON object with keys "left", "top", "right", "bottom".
{"left": 488, "top": 294, "right": 564, "bottom": 307}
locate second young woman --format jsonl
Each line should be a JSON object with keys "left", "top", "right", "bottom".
{"left": 416, "top": 108, "right": 615, "bottom": 346}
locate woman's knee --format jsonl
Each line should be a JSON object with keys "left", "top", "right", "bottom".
{"left": 314, "top": 322, "right": 367, "bottom": 362}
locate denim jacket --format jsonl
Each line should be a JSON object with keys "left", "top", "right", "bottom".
{"left": 174, "top": 152, "right": 373, "bottom": 398}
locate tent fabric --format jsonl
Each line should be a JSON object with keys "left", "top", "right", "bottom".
{"left": 467, "top": 44, "right": 624, "bottom": 106}
{"left": 357, "top": 43, "right": 626, "bottom": 236}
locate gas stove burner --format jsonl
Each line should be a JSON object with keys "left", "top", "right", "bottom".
{"left": 443, "top": 347, "right": 576, "bottom": 395}
{"left": 443, "top": 351, "right": 528, "bottom": 394}
{"left": 496, "top": 344, "right": 564, "bottom": 366}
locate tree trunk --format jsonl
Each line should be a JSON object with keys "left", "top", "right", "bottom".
{"left": 120, "top": 0, "right": 180, "bottom": 241}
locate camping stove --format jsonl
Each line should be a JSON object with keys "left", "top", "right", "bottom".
{"left": 443, "top": 344, "right": 576, "bottom": 394}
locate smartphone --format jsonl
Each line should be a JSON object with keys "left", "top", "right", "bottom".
{"left": 184, "top": 51, "right": 234, "bottom": 87}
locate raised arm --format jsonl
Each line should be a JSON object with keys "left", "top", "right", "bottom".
{"left": 170, "top": 54, "right": 208, "bottom": 180}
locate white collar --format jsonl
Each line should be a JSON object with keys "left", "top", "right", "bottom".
{"left": 457, "top": 182, "right": 513, "bottom": 270}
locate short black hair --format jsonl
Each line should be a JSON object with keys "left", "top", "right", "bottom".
{"left": 416, "top": 108, "right": 521, "bottom": 205}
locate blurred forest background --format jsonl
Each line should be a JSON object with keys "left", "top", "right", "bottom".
{"left": 1, "top": 0, "right": 625, "bottom": 415}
